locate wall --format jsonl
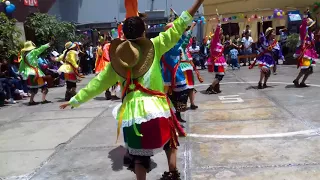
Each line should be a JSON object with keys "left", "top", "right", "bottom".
{"left": 48, "top": 0, "right": 204, "bottom": 24}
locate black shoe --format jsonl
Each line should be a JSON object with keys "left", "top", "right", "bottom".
{"left": 300, "top": 83, "right": 309, "bottom": 88}
{"left": 258, "top": 83, "right": 263, "bottom": 89}
{"left": 178, "top": 118, "right": 186, "bottom": 123}
{"left": 160, "top": 169, "right": 181, "bottom": 180}
{"left": 105, "top": 91, "right": 112, "bottom": 100}
{"left": 28, "top": 101, "right": 39, "bottom": 106}
{"left": 263, "top": 83, "right": 267, "bottom": 89}
{"left": 190, "top": 104, "right": 198, "bottom": 110}
{"left": 41, "top": 100, "right": 52, "bottom": 104}
{"left": 293, "top": 80, "right": 300, "bottom": 87}
{"left": 206, "top": 86, "right": 217, "bottom": 94}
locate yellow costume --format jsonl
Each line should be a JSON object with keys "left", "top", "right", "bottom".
{"left": 57, "top": 42, "right": 80, "bottom": 83}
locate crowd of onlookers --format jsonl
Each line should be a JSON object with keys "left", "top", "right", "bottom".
{"left": 0, "top": 43, "right": 99, "bottom": 106}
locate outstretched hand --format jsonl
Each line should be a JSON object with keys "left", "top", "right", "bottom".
{"left": 60, "top": 102, "right": 71, "bottom": 109}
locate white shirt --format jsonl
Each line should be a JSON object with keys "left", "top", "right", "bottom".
{"left": 188, "top": 46, "right": 200, "bottom": 53}
{"left": 241, "top": 37, "right": 253, "bottom": 49}
{"left": 89, "top": 46, "right": 94, "bottom": 58}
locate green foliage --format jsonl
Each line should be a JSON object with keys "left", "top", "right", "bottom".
{"left": 0, "top": 13, "right": 22, "bottom": 60}
{"left": 285, "top": 33, "right": 299, "bottom": 52}
{"left": 25, "top": 13, "right": 82, "bottom": 49}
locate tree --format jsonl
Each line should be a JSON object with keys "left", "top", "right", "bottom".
{"left": 24, "top": 13, "right": 84, "bottom": 49}
{"left": 0, "top": 13, "right": 22, "bottom": 60}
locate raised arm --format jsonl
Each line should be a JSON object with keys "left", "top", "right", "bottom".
{"left": 31, "top": 44, "right": 50, "bottom": 57}
{"left": 299, "top": 17, "right": 308, "bottom": 47}
{"left": 152, "top": 0, "right": 204, "bottom": 57}
{"left": 68, "top": 64, "right": 119, "bottom": 108}
{"left": 210, "top": 23, "right": 221, "bottom": 55}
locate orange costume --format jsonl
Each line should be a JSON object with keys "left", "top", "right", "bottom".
{"left": 95, "top": 43, "right": 111, "bottom": 74}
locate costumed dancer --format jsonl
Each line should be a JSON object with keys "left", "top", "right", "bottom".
{"left": 205, "top": 15, "right": 227, "bottom": 94}
{"left": 251, "top": 27, "right": 283, "bottom": 89}
{"left": 95, "top": 36, "right": 105, "bottom": 74}
{"left": 180, "top": 22, "right": 203, "bottom": 110}
{"left": 19, "top": 41, "right": 53, "bottom": 106}
{"left": 56, "top": 42, "right": 83, "bottom": 101}
{"left": 60, "top": 0, "right": 204, "bottom": 179}
{"left": 293, "top": 10, "right": 318, "bottom": 87}
{"left": 161, "top": 21, "right": 189, "bottom": 124}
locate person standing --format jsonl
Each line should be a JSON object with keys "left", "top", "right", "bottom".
{"left": 56, "top": 42, "right": 83, "bottom": 101}
{"left": 293, "top": 11, "right": 318, "bottom": 87}
{"left": 59, "top": 0, "right": 204, "bottom": 179}
{"left": 19, "top": 41, "right": 53, "bottom": 105}
{"left": 241, "top": 31, "right": 254, "bottom": 66}
{"left": 206, "top": 18, "right": 227, "bottom": 94}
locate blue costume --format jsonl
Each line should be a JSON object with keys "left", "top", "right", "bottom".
{"left": 161, "top": 34, "right": 188, "bottom": 92}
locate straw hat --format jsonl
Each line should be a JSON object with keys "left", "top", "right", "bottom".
{"left": 109, "top": 38, "right": 154, "bottom": 79}
{"left": 307, "top": 18, "right": 316, "bottom": 28}
{"left": 265, "top": 27, "right": 274, "bottom": 37}
{"left": 21, "top": 41, "right": 36, "bottom": 52}
{"left": 65, "top": 42, "right": 77, "bottom": 50}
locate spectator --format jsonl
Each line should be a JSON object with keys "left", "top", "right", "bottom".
{"left": 279, "top": 28, "right": 289, "bottom": 57}
{"left": 242, "top": 25, "right": 252, "bottom": 36}
{"left": 188, "top": 37, "right": 202, "bottom": 68}
{"left": 0, "top": 59, "right": 17, "bottom": 104}
{"left": 9, "top": 58, "right": 29, "bottom": 96}
{"left": 87, "top": 44, "right": 94, "bottom": 74}
{"left": 241, "top": 31, "right": 254, "bottom": 66}
{"left": 199, "top": 39, "right": 208, "bottom": 69}
{"left": 229, "top": 45, "right": 240, "bottom": 70}
{"left": 223, "top": 35, "right": 232, "bottom": 65}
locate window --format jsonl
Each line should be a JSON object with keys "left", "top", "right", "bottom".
{"left": 221, "top": 23, "right": 240, "bottom": 36}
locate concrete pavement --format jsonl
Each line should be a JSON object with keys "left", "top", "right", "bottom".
{"left": 1, "top": 65, "right": 320, "bottom": 180}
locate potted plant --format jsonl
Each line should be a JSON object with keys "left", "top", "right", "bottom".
{"left": 284, "top": 33, "right": 299, "bottom": 65}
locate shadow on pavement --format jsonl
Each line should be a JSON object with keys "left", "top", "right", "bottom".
{"left": 108, "top": 145, "right": 157, "bottom": 172}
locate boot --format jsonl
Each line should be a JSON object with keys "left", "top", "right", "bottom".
{"left": 214, "top": 83, "right": 222, "bottom": 93}
{"left": 105, "top": 91, "right": 112, "bottom": 100}
{"left": 258, "top": 82, "right": 263, "bottom": 89}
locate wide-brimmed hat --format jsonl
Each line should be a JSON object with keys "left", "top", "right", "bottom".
{"left": 21, "top": 41, "right": 36, "bottom": 52}
{"left": 98, "top": 36, "right": 105, "bottom": 43}
{"left": 109, "top": 38, "right": 154, "bottom": 79}
{"left": 307, "top": 18, "right": 316, "bottom": 28}
{"left": 265, "top": 27, "right": 274, "bottom": 37}
{"left": 65, "top": 42, "right": 77, "bottom": 50}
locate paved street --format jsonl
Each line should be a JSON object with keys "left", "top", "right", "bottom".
{"left": 1, "top": 65, "right": 320, "bottom": 180}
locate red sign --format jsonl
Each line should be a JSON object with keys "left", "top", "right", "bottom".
{"left": 24, "top": 0, "right": 38, "bottom": 7}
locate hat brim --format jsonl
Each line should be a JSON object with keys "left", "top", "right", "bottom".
{"left": 67, "top": 44, "right": 77, "bottom": 50}
{"left": 21, "top": 46, "right": 36, "bottom": 52}
{"left": 265, "top": 28, "right": 274, "bottom": 37}
{"left": 110, "top": 38, "right": 155, "bottom": 79}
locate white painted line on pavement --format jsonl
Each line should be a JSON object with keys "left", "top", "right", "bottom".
{"left": 195, "top": 81, "right": 320, "bottom": 87}
{"left": 188, "top": 128, "right": 320, "bottom": 139}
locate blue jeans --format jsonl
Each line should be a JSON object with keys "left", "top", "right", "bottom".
{"left": 243, "top": 48, "right": 252, "bottom": 65}
{"left": 0, "top": 78, "right": 12, "bottom": 99}
{"left": 231, "top": 58, "right": 240, "bottom": 69}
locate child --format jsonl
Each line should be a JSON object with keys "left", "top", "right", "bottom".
{"left": 229, "top": 45, "right": 240, "bottom": 70}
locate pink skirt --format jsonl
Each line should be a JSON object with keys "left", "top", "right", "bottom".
{"left": 294, "top": 48, "right": 318, "bottom": 60}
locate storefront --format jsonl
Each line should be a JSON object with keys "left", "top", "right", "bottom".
{"left": 203, "top": 0, "right": 316, "bottom": 41}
